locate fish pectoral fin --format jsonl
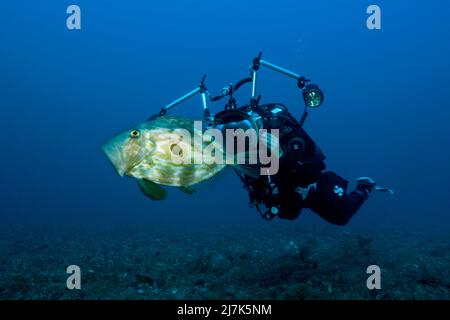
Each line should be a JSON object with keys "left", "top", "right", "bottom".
{"left": 137, "top": 179, "right": 167, "bottom": 200}
{"left": 178, "top": 186, "right": 196, "bottom": 195}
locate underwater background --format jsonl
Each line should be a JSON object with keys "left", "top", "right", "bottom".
{"left": 1, "top": 0, "right": 449, "bottom": 299}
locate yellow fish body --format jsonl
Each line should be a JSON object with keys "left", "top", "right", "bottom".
{"left": 102, "top": 116, "right": 229, "bottom": 199}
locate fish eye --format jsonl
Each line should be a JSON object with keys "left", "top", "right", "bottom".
{"left": 130, "top": 130, "right": 140, "bottom": 138}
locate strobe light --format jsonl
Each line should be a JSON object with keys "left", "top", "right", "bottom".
{"left": 303, "top": 84, "right": 324, "bottom": 108}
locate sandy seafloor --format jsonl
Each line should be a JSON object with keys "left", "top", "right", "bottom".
{"left": 0, "top": 223, "right": 449, "bottom": 300}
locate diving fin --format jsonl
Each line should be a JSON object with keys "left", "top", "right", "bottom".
{"left": 178, "top": 186, "right": 196, "bottom": 195}
{"left": 374, "top": 186, "right": 395, "bottom": 195}
{"left": 357, "top": 177, "right": 394, "bottom": 196}
{"left": 137, "top": 179, "right": 167, "bottom": 200}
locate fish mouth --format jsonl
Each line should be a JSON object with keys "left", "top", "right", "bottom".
{"left": 101, "top": 143, "right": 127, "bottom": 177}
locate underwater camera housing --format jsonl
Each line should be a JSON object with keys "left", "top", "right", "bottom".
{"left": 156, "top": 53, "right": 325, "bottom": 220}
{"left": 158, "top": 52, "right": 324, "bottom": 127}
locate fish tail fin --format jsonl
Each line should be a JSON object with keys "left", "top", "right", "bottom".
{"left": 223, "top": 148, "right": 261, "bottom": 179}
{"left": 233, "top": 164, "right": 260, "bottom": 179}
{"left": 221, "top": 132, "right": 280, "bottom": 180}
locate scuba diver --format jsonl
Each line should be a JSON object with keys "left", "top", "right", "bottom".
{"left": 212, "top": 99, "right": 383, "bottom": 225}
{"left": 145, "top": 53, "right": 393, "bottom": 226}
{"left": 216, "top": 102, "right": 381, "bottom": 225}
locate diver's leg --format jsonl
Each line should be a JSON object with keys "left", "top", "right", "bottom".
{"left": 305, "top": 171, "right": 369, "bottom": 226}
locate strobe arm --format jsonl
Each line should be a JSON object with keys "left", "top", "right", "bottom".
{"left": 260, "top": 60, "right": 311, "bottom": 90}
{"left": 250, "top": 53, "right": 324, "bottom": 118}
{"left": 251, "top": 53, "right": 310, "bottom": 96}
{"left": 159, "top": 75, "right": 211, "bottom": 120}
{"left": 261, "top": 59, "right": 301, "bottom": 80}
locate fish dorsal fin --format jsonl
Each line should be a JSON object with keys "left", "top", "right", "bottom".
{"left": 137, "top": 179, "right": 167, "bottom": 200}
{"left": 178, "top": 186, "right": 196, "bottom": 195}
{"left": 150, "top": 116, "right": 195, "bottom": 132}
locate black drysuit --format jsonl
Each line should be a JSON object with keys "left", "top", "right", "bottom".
{"left": 241, "top": 104, "right": 367, "bottom": 225}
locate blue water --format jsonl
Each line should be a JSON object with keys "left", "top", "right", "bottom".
{"left": 1, "top": 0, "right": 450, "bottom": 231}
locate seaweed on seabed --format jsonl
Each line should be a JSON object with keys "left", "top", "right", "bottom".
{"left": 356, "top": 235, "right": 373, "bottom": 256}
{"left": 2, "top": 274, "right": 32, "bottom": 299}
{"left": 341, "top": 235, "right": 373, "bottom": 263}
{"left": 416, "top": 263, "right": 444, "bottom": 287}
{"left": 188, "top": 251, "right": 230, "bottom": 274}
